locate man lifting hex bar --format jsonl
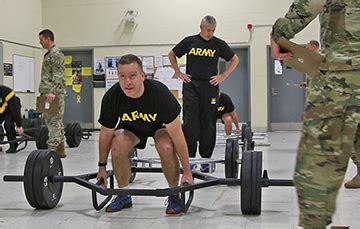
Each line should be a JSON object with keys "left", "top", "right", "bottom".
{"left": 0, "top": 85, "right": 24, "bottom": 153}
{"left": 96, "top": 54, "right": 193, "bottom": 214}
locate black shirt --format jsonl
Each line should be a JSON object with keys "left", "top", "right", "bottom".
{"left": 98, "top": 79, "right": 181, "bottom": 137}
{"left": 172, "top": 34, "right": 235, "bottom": 80}
{"left": 0, "top": 86, "right": 22, "bottom": 127}
{"left": 217, "top": 92, "right": 235, "bottom": 119}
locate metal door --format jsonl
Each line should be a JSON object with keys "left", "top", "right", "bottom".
{"left": 62, "top": 50, "right": 94, "bottom": 128}
{"left": 219, "top": 47, "right": 250, "bottom": 122}
{"left": 268, "top": 48, "right": 306, "bottom": 130}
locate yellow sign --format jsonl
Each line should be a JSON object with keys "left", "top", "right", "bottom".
{"left": 81, "top": 67, "right": 92, "bottom": 76}
{"left": 66, "top": 76, "right": 72, "bottom": 86}
{"left": 72, "top": 84, "right": 82, "bottom": 93}
{"left": 64, "top": 56, "right": 72, "bottom": 65}
{"left": 65, "top": 68, "right": 73, "bottom": 77}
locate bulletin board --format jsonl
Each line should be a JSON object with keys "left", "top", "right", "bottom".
{"left": 13, "top": 54, "right": 35, "bottom": 92}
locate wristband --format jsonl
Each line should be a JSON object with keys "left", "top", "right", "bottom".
{"left": 98, "top": 162, "right": 107, "bottom": 167}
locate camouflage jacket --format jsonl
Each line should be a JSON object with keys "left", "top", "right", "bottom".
{"left": 272, "top": 0, "right": 360, "bottom": 71}
{"left": 39, "top": 45, "right": 66, "bottom": 95}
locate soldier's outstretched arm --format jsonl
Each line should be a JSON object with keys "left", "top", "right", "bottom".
{"left": 271, "top": 0, "right": 326, "bottom": 40}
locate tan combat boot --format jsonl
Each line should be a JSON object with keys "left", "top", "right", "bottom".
{"left": 344, "top": 174, "right": 360, "bottom": 189}
{"left": 56, "top": 142, "right": 67, "bottom": 158}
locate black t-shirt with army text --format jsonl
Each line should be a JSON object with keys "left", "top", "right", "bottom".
{"left": 172, "top": 34, "right": 235, "bottom": 80}
{"left": 217, "top": 92, "right": 235, "bottom": 119}
{"left": 98, "top": 79, "right": 181, "bottom": 137}
{"left": 0, "top": 85, "right": 22, "bottom": 127}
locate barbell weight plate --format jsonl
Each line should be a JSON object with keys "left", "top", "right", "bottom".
{"left": 22, "top": 118, "right": 32, "bottom": 137}
{"left": 250, "top": 141, "right": 255, "bottom": 151}
{"left": 233, "top": 139, "right": 240, "bottom": 177}
{"left": 240, "top": 151, "right": 262, "bottom": 215}
{"left": 241, "top": 123, "right": 248, "bottom": 142}
{"left": 22, "top": 118, "right": 32, "bottom": 130}
{"left": 129, "top": 148, "right": 138, "bottom": 183}
{"left": 28, "top": 119, "right": 37, "bottom": 137}
{"left": 36, "top": 125, "right": 49, "bottom": 149}
{"left": 29, "top": 118, "right": 44, "bottom": 138}
{"left": 250, "top": 151, "right": 262, "bottom": 214}
{"left": 241, "top": 126, "right": 253, "bottom": 152}
{"left": 0, "top": 125, "right": 4, "bottom": 143}
{"left": 72, "top": 122, "right": 82, "bottom": 147}
{"left": 24, "top": 150, "right": 41, "bottom": 208}
{"left": 33, "top": 118, "right": 44, "bottom": 127}
{"left": 66, "top": 123, "right": 82, "bottom": 148}
{"left": 225, "top": 138, "right": 239, "bottom": 178}
{"left": 32, "top": 150, "right": 63, "bottom": 209}
{"left": 244, "top": 126, "right": 252, "bottom": 143}
{"left": 65, "top": 123, "right": 74, "bottom": 147}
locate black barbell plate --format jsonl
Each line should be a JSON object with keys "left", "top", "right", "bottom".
{"left": 22, "top": 118, "right": 32, "bottom": 130}
{"left": 250, "top": 141, "right": 255, "bottom": 151}
{"left": 233, "top": 138, "right": 240, "bottom": 178}
{"left": 32, "top": 118, "right": 44, "bottom": 128}
{"left": 32, "top": 150, "right": 63, "bottom": 209}
{"left": 36, "top": 125, "right": 49, "bottom": 149}
{"left": 240, "top": 151, "right": 262, "bottom": 215}
{"left": 129, "top": 148, "right": 138, "bottom": 183}
{"left": 33, "top": 150, "right": 49, "bottom": 208}
{"left": 65, "top": 123, "right": 74, "bottom": 147}
{"left": 72, "top": 122, "right": 82, "bottom": 147}
{"left": 0, "top": 125, "right": 4, "bottom": 143}
{"left": 225, "top": 138, "right": 239, "bottom": 178}
{"left": 241, "top": 123, "right": 248, "bottom": 142}
{"left": 225, "top": 139, "right": 234, "bottom": 178}
{"left": 251, "top": 151, "right": 262, "bottom": 214}
{"left": 29, "top": 119, "right": 40, "bottom": 137}
{"left": 241, "top": 126, "right": 253, "bottom": 152}
{"left": 27, "top": 119, "right": 36, "bottom": 137}
{"left": 66, "top": 123, "right": 82, "bottom": 148}
{"left": 64, "top": 123, "right": 71, "bottom": 136}
{"left": 24, "top": 150, "right": 42, "bottom": 208}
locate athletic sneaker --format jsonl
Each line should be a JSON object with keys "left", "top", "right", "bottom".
{"left": 105, "top": 195, "right": 132, "bottom": 213}
{"left": 200, "top": 163, "right": 210, "bottom": 173}
{"left": 190, "top": 163, "right": 197, "bottom": 171}
{"left": 165, "top": 194, "right": 183, "bottom": 214}
{"left": 6, "top": 143, "right": 18, "bottom": 154}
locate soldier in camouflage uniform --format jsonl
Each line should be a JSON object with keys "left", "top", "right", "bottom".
{"left": 271, "top": 0, "right": 360, "bottom": 228}
{"left": 38, "top": 29, "right": 66, "bottom": 158}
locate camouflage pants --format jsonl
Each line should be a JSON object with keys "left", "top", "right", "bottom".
{"left": 43, "top": 95, "right": 65, "bottom": 149}
{"left": 352, "top": 123, "right": 360, "bottom": 167}
{"left": 295, "top": 70, "right": 360, "bottom": 228}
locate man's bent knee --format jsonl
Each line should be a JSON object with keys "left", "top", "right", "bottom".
{"left": 156, "top": 142, "right": 174, "bottom": 155}
{"left": 111, "top": 130, "right": 139, "bottom": 158}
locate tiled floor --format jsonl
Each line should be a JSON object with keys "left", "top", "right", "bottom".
{"left": 0, "top": 131, "right": 359, "bottom": 228}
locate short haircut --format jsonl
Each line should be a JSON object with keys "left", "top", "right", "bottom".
{"left": 117, "top": 54, "right": 143, "bottom": 71}
{"left": 39, "top": 29, "right": 54, "bottom": 41}
{"left": 201, "top": 15, "right": 217, "bottom": 26}
{"left": 308, "top": 40, "right": 320, "bottom": 48}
